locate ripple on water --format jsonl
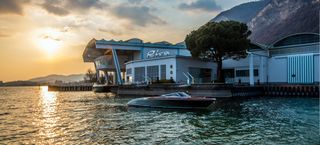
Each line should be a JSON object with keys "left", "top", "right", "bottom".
{"left": 0, "top": 87, "right": 319, "bottom": 144}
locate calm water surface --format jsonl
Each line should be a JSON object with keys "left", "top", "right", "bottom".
{"left": 0, "top": 86, "right": 319, "bottom": 144}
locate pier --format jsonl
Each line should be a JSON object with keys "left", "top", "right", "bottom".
{"left": 48, "top": 83, "right": 93, "bottom": 91}
{"left": 47, "top": 83, "right": 319, "bottom": 98}
{"left": 110, "top": 84, "right": 319, "bottom": 98}
{"left": 263, "top": 84, "right": 319, "bottom": 97}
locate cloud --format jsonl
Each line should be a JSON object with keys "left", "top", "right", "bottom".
{"left": 128, "top": 0, "right": 143, "bottom": 4}
{"left": 111, "top": 5, "right": 166, "bottom": 26}
{"left": 0, "top": 32, "right": 11, "bottom": 37}
{"left": 0, "top": 0, "right": 29, "bottom": 15}
{"left": 98, "top": 28, "right": 123, "bottom": 36}
{"left": 178, "top": 0, "right": 222, "bottom": 12}
{"left": 61, "top": 26, "right": 71, "bottom": 32}
{"left": 41, "top": 35, "right": 61, "bottom": 41}
{"left": 40, "top": 0, "right": 108, "bottom": 16}
{"left": 41, "top": 1, "right": 69, "bottom": 16}
{"left": 0, "top": 27, "right": 13, "bottom": 37}
{"left": 65, "top": 0, "right": 107, "bottom": 10}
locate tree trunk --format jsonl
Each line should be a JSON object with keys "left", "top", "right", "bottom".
{"left": 216, "top": 60, "right": 223, "bottom": 83}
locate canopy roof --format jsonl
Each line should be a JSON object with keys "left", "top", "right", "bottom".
{"left": 83, "top": 38, "right": 186, "bottom": 62}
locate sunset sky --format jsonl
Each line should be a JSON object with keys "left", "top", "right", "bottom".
{"left": 0, "top": 0, "right": 252, "bottom": 82}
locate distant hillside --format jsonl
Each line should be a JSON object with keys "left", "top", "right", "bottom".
{"left": 29, "top": 74, "right": 85, "bottom": 83}
{"left": 248, "top": 0, "right": 319, "bottom": 44}
{"left": 211, "top": 0, "right": 319, "bottom": 45}
{"left": 212, "top": 0, "right": 270, "bottom": 23}
{"left": 0, "top": 81, "right": 39, "bottom": 87}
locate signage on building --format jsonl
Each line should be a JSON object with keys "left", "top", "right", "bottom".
{"left": 146, "top": 49, "right": 170, "bottom": 58}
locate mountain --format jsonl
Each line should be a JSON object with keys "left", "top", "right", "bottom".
{"left": 28, "top": 74, "right": 85, "bottom": 83}
{"left": 211, "top": 0, "right": 320, "bottom": 45}
{"left": 0, "top": 81, "right": 39, "bottom": 87}
{"left": 212, "top": 0, "right": 271, "bottom": 23}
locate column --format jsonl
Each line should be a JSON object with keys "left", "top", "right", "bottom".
{"left": 104, "top": 70, "right": 109, "bottom": 85}
{"left": 249, "top": 53, "right": 254, "bottom": 86}
{"left": 112, "top": 49, "right": 123, "bottom": 85}
{"left": 259, "top": 56, "right": 264, "bottom": 83}
{"left": 96, "top": 70, "right": 100, "bottom": 83}
{"left": 145, "top": 66, "right": 148, "bottom": 83}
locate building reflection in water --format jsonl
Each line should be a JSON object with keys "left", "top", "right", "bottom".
{"left": 39, "top": 86, "right": 58, "bottom": 142}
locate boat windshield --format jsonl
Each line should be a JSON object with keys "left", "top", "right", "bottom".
{"left": 161, "top": 92, "right": 191, "bottom": 98}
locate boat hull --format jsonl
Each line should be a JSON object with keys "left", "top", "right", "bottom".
{"left": 127, "top": 98, "right": 216, "bottom": 110}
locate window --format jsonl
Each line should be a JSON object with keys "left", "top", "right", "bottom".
{"left": 147, "top": 65, "right": 159, "bottom": 80}
{"left": 254, "top": 69, "right": 259, "bottom": 76}
{"left": 236, "top": 69, "right": 258, "bottom": 77}
{"left": 274, "top": 34, "right": 319, "bottom": 47}
{"left": 160, "top": 65, "right": 166, "bottom": 79}
{"left": 134, "top": 67, "right": 145, "bottom": 82}
{"left": 189, "top": 67, "right": 212, "bottom": 83}
{"left": 126, "top": 68, "right": 132, "bottom": 75}
{"left": 270, "top": 47, "right": 318, "bottom": 56}
{"left": 223, "top": 69, "right": 235, "bottom": 78}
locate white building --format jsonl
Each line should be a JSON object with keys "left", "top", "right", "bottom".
{"left": 83, "top": 38, "right": 216, "bottom": 85}
{"left": 83, "top": 33, "right": 320, "bottom": 85}
{"left": 125, "top": 56, "right": 216, "bottom": 84}
{"left": 222, "top": 33, "right": 319, "bottom": 85}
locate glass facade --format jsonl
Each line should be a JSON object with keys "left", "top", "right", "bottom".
{"left": 236, "top": 69, "right": 258, "bottom": 77}
{"left": 134, "top": 67, "right": 145, "bottom": 82}
{"left": 126, "top": 68, "right": 132, "bottom": 75}
{"left": 160, "top": 65, "right": 166, "bottom": 80}
{"left": 147, "top": 65, "right": 159, "bottom": 80}
{"left": 223, "top": 69, "right": 235, "bottom": 78}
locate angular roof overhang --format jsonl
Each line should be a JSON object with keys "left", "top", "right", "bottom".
{"left": 82, "top": 39, "right": 106, "bottom": 62}
{"left": 83, "top": 38, "right": 187, "bottom": 62}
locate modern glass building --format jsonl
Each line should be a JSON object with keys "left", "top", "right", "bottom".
{"left": 83, "top": 33, "right": 320, "bottom": 85}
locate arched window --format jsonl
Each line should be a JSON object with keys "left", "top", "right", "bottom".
{"left": 273, "top": 33, "right": 319, "bottom": 47}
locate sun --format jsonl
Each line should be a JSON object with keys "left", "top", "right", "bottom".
{"left": 33, "top": 28, "right": 63, "bottom": 56}
{"left": 38, "top": 37, "right": 61, "bottom": 55}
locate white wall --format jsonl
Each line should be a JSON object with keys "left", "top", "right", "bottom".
{"left": 223, "top": 55, "right": 260, "bottom": 68}
{"left": 268, "top": 57, "right": 287, "bottom": 83}
{"left": 314, "top": 54, "right": 319, "bottom": 83}
{"left": 222, "top": 54, "right": 267, "bottom": 83}
{"left": 125, "top": 56, "right": 216, "bottom": 84}
{"left": 176, "top": 58, "right": 216, "bottom": 83}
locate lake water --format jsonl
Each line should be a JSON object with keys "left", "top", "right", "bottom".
{"left": 0, "top": 86, "right": 319, "bottom": 144}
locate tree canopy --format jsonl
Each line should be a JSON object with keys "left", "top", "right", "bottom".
{"left": 84, "top": 69, "right": 97, "bottom": 83}
{"left": 185, "top": 21, "right": 251, "bottom": 82}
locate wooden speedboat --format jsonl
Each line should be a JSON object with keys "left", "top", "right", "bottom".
{"left": 127, "top": 92, "right": 216, "bottom": 110}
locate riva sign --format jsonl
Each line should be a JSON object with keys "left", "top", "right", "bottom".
{"left": 146, "top": 49, "right": 170, "bottom": 58}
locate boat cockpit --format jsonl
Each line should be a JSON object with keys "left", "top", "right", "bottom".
{"left": 160, "top": 92, "right": 191, "bottom": 98}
